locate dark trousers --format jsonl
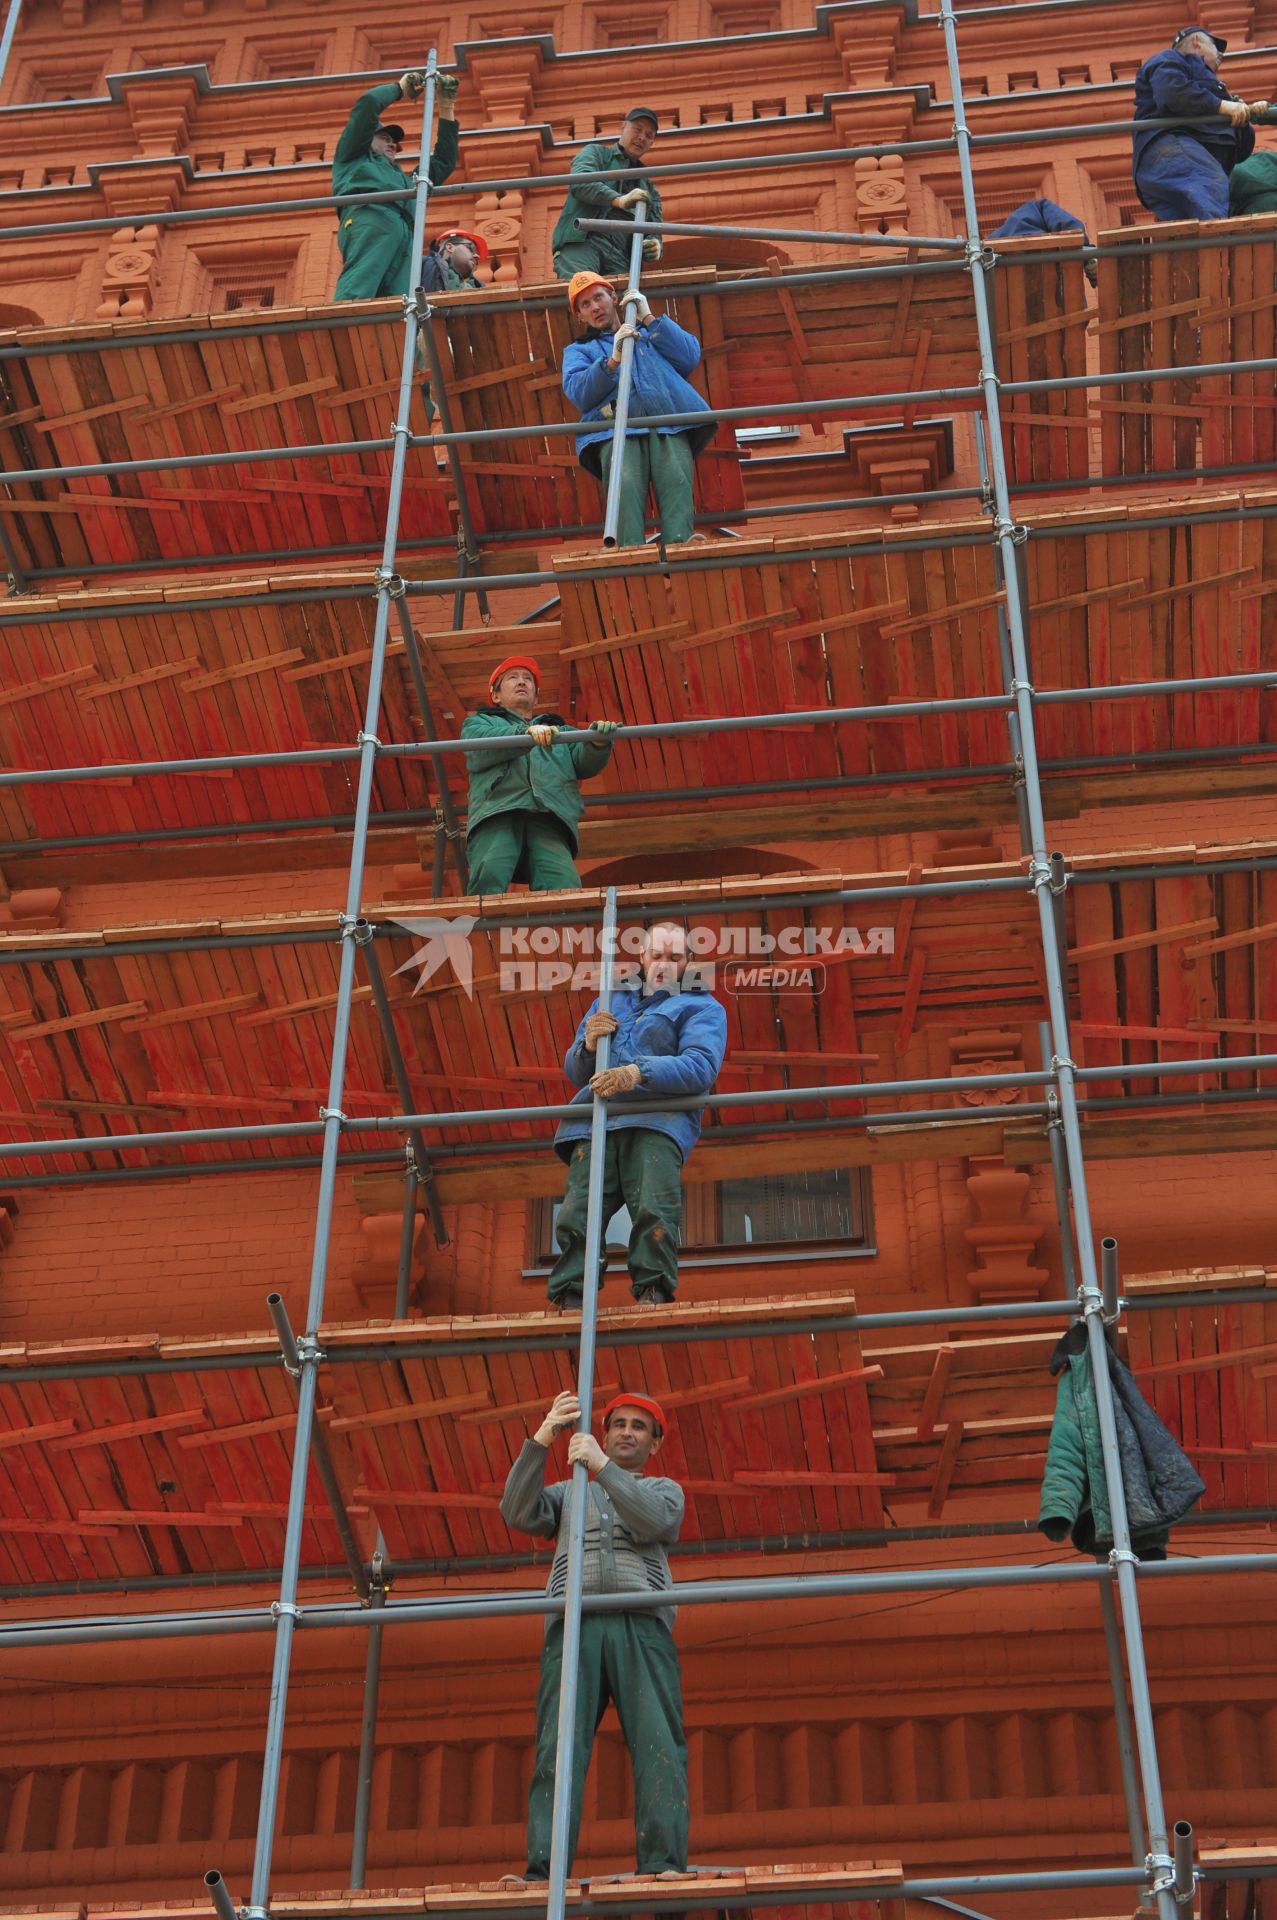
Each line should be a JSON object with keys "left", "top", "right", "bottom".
{"left": 553, "top": 235, "right": 634, "bottom": 281}
{"left": 466, "top": 811, "right": 582, "bottom": 894}
{"left": 526, "top": 1614, "right": 688, "bottom": 1879}
{"left": 549, "top": 1129, "right": 682, "bottom": 1302}
{"left": 1135, "top": 134, "right": 1231, "bottom": 222}
{"left": 334, "top": 206, "right": 413, "bottom": 300}
{"left": 597, "top": 430, "right": 695, "bottom": 548}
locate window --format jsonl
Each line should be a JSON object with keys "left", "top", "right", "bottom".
{"left": 586, "top": 3, "right": 668, "bottom": 43}
{"left": 532, "top": 1166, "right": 873, "bottom": 1266}
{"left": 752, "top": 97, "right": 787, "bottom": 120}
{"left": 712, "top": 1, "right": 780, "bottom": 31}
{"left": 700, "top": 102, "right": 734, "bottom": 124}
{"left": 26, "top": 62, "right": 100, "bottom": 100}
{"left": 1008, "top": 70, "right": 1038, "bottom": 91}
{"left": 242, "top": 34, "right": 332, "bottom": 80}
{"left": 222, "top": 285, "right": 276, "bottom": 311}
{"left": 1058, "top": 65, "right": 1091, "bottom": 87}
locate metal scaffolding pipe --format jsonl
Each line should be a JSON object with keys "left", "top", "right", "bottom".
{"left": 413, "top": 292, "right": 491, "bottom": 627}
{"left": 576, "top": 213, "right": 967, "bottom": 252}
{"left": 204, "top": 1871, "right": 239, "bottom": 1920}
{"left": 600, "top": 208, "right": 647, "bottom": 550}
{"left": 357, "top": 928, "right": 448, "bottom": 1248}
{"left": 1098, "top": 1579, "right": 1146, "bottom": 1867}
{"left": 5, "top": 1549, "right": 1277, "bottom": 1648}
{"left": 1174, "top": 1821, "right": 1196, "bottom": 1906}
{"left": 394, "top": 1158, "right": 418, "bottom": 1323}
{"left": 348, "top": 1550, "right": 388, "bottom": 1890}
{"left": 546, "top": 885, "right": 618, "bottom": 1920}
{"left": 267, "top": 1293, "right": 369, "bottom": 1603}
{"left": 936, "top": 4, "right": 1175, "bottom": 1911}
{"left": 244, "top": 59, "right": 442, "bottom": 1920}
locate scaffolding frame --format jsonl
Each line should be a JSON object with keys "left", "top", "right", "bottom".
{"left": 0, "top": 13, "right": 1274, "bottom": 1920}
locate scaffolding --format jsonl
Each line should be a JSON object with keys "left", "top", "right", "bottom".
{"left": 1, "top": 7, "right": 1277, "bottom": 1920}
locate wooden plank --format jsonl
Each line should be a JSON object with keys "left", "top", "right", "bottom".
{"left": 724, "top": 1364, "right": 884, "bottom": 1411}
{"left": 9, "top": 999, "right": 148, "bottom": 1042}
{"left": 49, "top": 1408, "right": 208, "bottom": 1452}
{"left": 1068, "top": 917, "right": 1217, "bottom": 963}
{"left": 914, "top": 1346, "right": 954, "bottom": 1444}
{"left": 328, "top": 1391, "right": 492, "bottom": 1433}
{"left": 927, "top": 1419, "right": 965, "bottom": 1518}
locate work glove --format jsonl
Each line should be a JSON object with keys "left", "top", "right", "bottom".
{"left": 607, "top": 322, "right": 640, "bottom": 368}
{"left": 590, "top": 718, "right": 621, "bottom": 733}
{"left": 527, "top": 722, "right": 558, "bottom": 748}
{"left": 623, "top": 289, "right": 653, "bottom": 326}
{"left": 590, "top": 1062, "right": 642, "bottom": 1097}
{"left": 642, "top": 235, "right": 662, "bottom": 263}
{"left": 437, "top": 72, "right": 460, "bottom": 99}
{"left": 399, "top": 69, "right": 425, "bottom": 97}
{"left": 584, "top": 1010, "right": 619, "bottom": 1050}
{"left": 614, "top": 185, "right": 650, "bottom": 209}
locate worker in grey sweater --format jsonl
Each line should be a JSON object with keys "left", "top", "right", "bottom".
{"left": 499, "top": 1387, "right": 687, "bottom": 1883}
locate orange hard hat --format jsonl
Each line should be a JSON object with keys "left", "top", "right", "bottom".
{"left": 601, "top": 1391, "right": 668, "bottom": 1433}
{"left": 568, "top": 269, "right": 614, "bottom": 310}
{"left": 489, "top": 655, "right": 540, "bottom": 697}
{"left": 435, "top": 227, "right": 490, "bottom": 265}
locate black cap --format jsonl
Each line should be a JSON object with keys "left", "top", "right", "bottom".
{"left": 625, "top": 105, "right": 659, "bottom": 128}
{"left": 378, "top": 122, "right": 407, "bottom": 143}
{"left": 1173, "top": 26, "right": 1228, "bottom": 51}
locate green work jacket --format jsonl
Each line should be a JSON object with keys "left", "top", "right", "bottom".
{"left": 332, "top": 83, "right": 458, "bottom": 232}
{"left": 550, "top": 138, "right": 663, "bottom": 259}
{"left": 461, "top": 705, "right": 612, "bottom": 851}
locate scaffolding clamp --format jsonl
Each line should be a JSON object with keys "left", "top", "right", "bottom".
{"left": 435, "top": 802, "right": 464, "bottom": 841}
{"left": 1050, "top": 1052, "right": 1077, "bottom": 1076}
{"left": 318, "top": 1106, "right": 348, "bottom": 1127}
{"left": 375, "top": 568, "right": 407, "bottom": 598}
{"left": 1146, "top": 1851, "right": 1176, "bottom": 1900}
{"left": 271, "top": 1599, "right": 300, "bottom": 1622}
{"left": 345, "top": 915, "right": 376, "bottom": 947}
{"left": 1109, "top": 1546, "right": 1140, "bottom": 1571}
{"left": 356, "top": 729, "right": 382, "bottom": 751}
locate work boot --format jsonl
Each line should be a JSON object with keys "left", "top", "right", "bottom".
{"left": 632, "top": 1284, "right": 667, "bottom": 1307}
{"left": 554, "top": 1287, "right": 584, "bottom": 1313}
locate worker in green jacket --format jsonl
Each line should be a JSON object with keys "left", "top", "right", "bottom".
{"left": 1230, "top": 141, "right": 1277, "bottom": 212}
{"left": 333, "top": 69, "right": 461, "bottom": 301}
{"left": 461, "top": 655, "right": 617, "bottom": 893}
{"left": 551, "top": 107, "right": 664, "bottom": 281}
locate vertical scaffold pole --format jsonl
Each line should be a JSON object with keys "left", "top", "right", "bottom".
{"left": 244, "top": 53, "right": 441, "bottom": 1920}
{"left": 936, "top": 6, "right": 1177, "bottom": 1915}
{"left": 601, "top": 208, "right": 649, "bottom": 549}
{"left": 545, "top": 885, "right": 619, "bottom": 1920}
{"left": 349, "top": 1539, "right": 389, "bottom": 1889}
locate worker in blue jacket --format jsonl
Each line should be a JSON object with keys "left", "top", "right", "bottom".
{"left": 989, "top": 198, "right": 1097, "bottom": 286}
{"left": 561, "top": 271, "right": 717, "bottom": 548}
{"left": 1132, "top": 27, "right": 1268, "bottom": 221}
{"left": 549, "top": 923, "right": 728, "bottom": 1309}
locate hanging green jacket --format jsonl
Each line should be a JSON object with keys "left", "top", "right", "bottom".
{"left": 1038, "top": 1323, "right": 1205, "bottom": 1561}
{"left": 1230, "top": 151, "right": 1277, "bottom": 215}
{"left": 332, "top": 83, "right": 459, "bottom": 233}
{"left": 550, "top": 139, "right": 663, "bottom": 261}
{"left": 461, "top": 705, "right": 613, "bottom": 851}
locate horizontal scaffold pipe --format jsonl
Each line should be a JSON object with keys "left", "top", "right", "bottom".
{"left": 575, "top": 214, "right": 967, "bottom": 251}
{"left": 3, "top": 1550, "right": 1277, "bottom": 1648}
{"left": 6, "top": 1281, "right": 1277, "bottom": 1382}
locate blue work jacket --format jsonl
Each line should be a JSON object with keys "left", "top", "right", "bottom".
{"left": 1132, "top": 47, "right": 1253, "bottom": 174}
{"left": 990, "top": 198, "right": 1087, "bottom": 238}
{"left": 561, "top": 314, "right": 717, "bottom": 477}
{"left": 553, "top": 985, "right": 728, "bottom": 1164}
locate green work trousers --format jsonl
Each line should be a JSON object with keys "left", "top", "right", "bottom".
{"left": 334, "top": 205, "right": 413, "bottom": 300}
{"left": 597, "top": 430, "right": 695, "bottom": 548}
{"left": 466, "top": 810, "right": 582, "bottom": 894}
{"left": 553, "top": 235, "right": 633, "bottom": 281}
{"left": 549, "top": 1128, "right": 682, "bottom": 1303}
{"left": 526, "top": 1614, "right": 688, "bottom": 1879}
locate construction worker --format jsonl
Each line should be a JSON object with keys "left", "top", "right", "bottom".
{"left": 551, "top": 107, "right": 664, "bottom": 281}
{"left": 562, "top": 275, "right": 716, "bottom": 549}
{"left": 989, "top": 198, "right": 1097, "bottom": 287}
{"left": 420, "top": 228, "right": 488, "bottom": 293}
{"left": 461, "top": 657, "right": 617, "bottom": 894}
{"left": 549, "top": 921, "right": 728, "bottom": 1308}
{"left": 499, "top": 1386, "right": 687, "bottom": 1884}
{"left": 1132, "top": 28, "right": 1268, "bottom": 221}
{"left": 1229, "top": 139, "right": 1277, "bottom": 212}
{"left": 333, "top": 69, "right": 461, "bottom": 301}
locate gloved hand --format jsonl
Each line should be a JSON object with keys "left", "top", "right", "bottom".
{"left": 642, "top": 235, "right": 662, "bottom": 263}
{"left": 437, "top": 73, "right": 460, "bottom": 99}
{"left": 590, "top": 718, "right": 621, "bottom": 733}
{"left": 590, "top": 1062, "right": 642, "bottom": 1097}
{"left": 527, "top": 723, "right": 558, "bottom": 748}
{"left": 623, "top": 289, "right": 653, "bottom": 326}
{"left": 399, "top": 69, "right": 425, "bottom": 97}
{"left": 1221, "top": 97, "right": 1250, "bottom": 127}
{"left": 584, "top": 1009, "right": 619, "bottom": 1050}
{"left": 607, "top": 322, "right": 640, "bottom": 368}
{"left": 613, "top": 185, "right": 649, "bottom": 209}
